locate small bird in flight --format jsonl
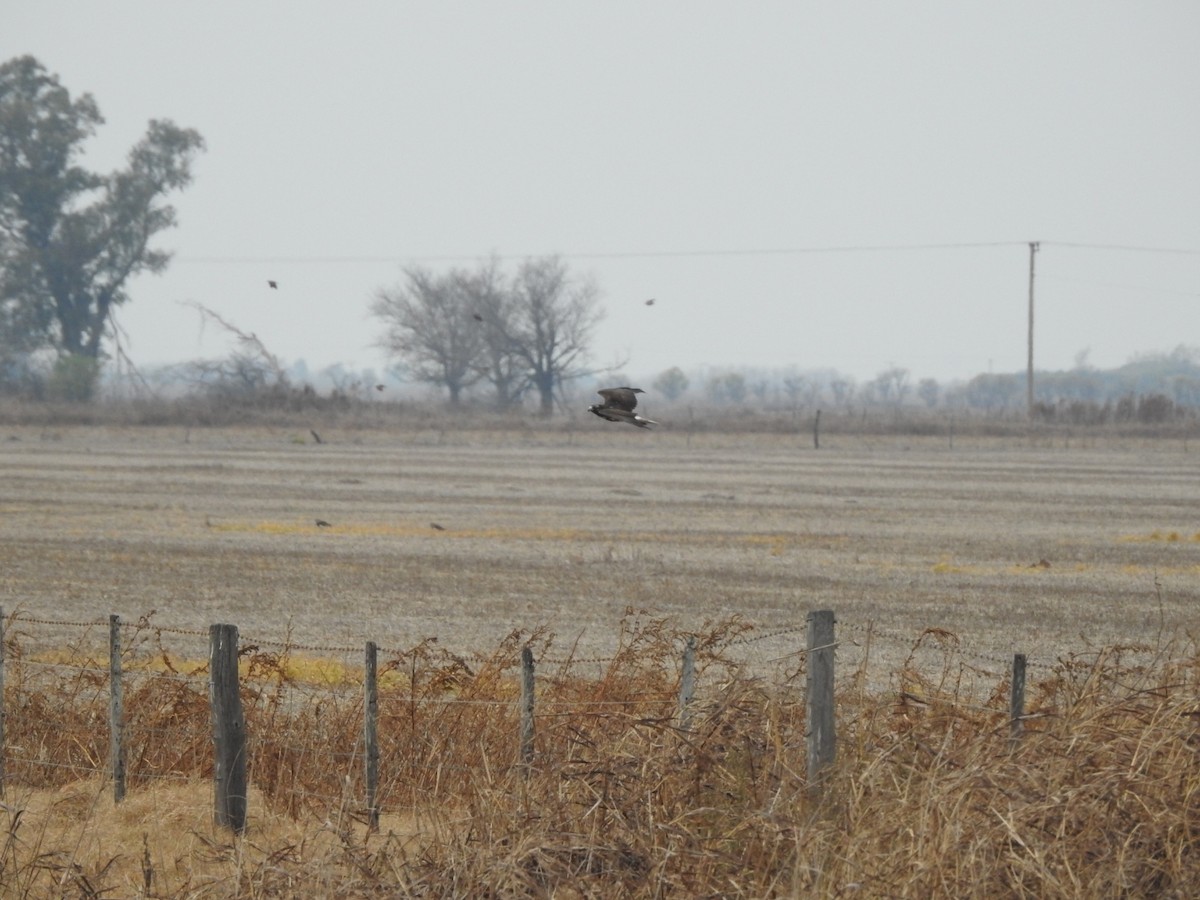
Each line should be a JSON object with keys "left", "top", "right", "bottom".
{"left": 588, "top": 387, "right": 658, "bottom": 428}
{"left": 268, "top": 280, "right": 278, "bottom": 289}
{"left": 472, "top": 313, "right": 484, "bottom": 322}
{"left": 644, "top": 298, "right": 655, "bottom": 306}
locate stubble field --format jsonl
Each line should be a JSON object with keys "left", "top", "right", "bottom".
{"left": 2, "top": 423, "right": 1197, "bottom": 669}
{"left": 4, "top": 422, "right": 1200, "bottom": 896}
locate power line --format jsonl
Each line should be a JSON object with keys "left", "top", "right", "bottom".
{"left": 1040, "top": 241, "right": 1200, "bottom": 255}
{"left": 173, "top": 240, "right": 1200, "bottom": 265}
{"left": 174, "top": 240, "right": 1031, "bottom": 265}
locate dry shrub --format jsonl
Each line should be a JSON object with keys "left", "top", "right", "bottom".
{"left": 3, "top": 615, "right": 1200, "bottom": 896}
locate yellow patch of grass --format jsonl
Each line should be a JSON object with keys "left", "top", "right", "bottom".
{"left": 1118, "top": 530, "right": 1200, "bottom": 543}
{"left": 211, "top": 519, "right": 818, "bottom": 551}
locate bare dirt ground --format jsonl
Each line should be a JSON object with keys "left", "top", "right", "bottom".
{"left": 2, "top": 423, "right": 1197, "bottom": 676}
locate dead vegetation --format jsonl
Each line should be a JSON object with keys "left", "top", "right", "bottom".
{"left": 3, "top": 610, "right": 1200, "bottom": 897}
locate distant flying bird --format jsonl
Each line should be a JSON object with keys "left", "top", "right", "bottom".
{"left": 472, "top": 313, "right": 484, "bottom": 322}
{"left": 375, "top": 384, "right": 385, "bottom": 392}
{"left": 644, "top": 298, "right": 655, "bottom": 306}
{"left": 588, "top": 387, "right": 658, "bottom": 428}
{"left": 315, "top": 519, "right": 332, "bottom": 528}
{"left": 268, "top": 280, "right": 278, "bottom": 289}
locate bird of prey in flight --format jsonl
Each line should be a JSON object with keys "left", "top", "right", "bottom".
{"left": 268, "top": 280, "right": 278, "bottom": 289}
{"left": 588, "top": 387, "right": 658, "bottom": 428}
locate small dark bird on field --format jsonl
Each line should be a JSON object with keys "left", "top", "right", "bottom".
{"left": 588, "top": 387, "right": 658, "bottom": 428}
{"left": 430, "top": 522, "right": 446, "bottom": 531}
{"left": 268, "top": 280, "right": 278, "bottom": 289}
{"left": 315, "top": 519, "right": 332, "bottom": 528}
{"left": 644, "top": 298, "right": 655, "bottom": 306}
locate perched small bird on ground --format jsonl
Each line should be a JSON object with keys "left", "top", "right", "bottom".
{"left": 430, "top": 522, "right": 446, "bottom": 531}
{"left": 588, "top": 387, "right": 658, "bottom": 428}
{"left": 315, "top": 519, "right": 332, "bottom": 528}
{"left": 268, "top": 280, "right": 278, "bottom": 289}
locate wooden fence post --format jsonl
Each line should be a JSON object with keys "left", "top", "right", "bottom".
{"left": 806, "top": 610, "right": 836, "bottom": 791}
{"left": 210, "top": 624, "right": 247, "bottom": 833}
{"left": 109, "top": 614, "right": 126, "bottom": 804}
{"left": 678, "top": 636, "right": 697, "bottom": 730}
{"left": 0, "top": 605, "right": 5, "bottom": 801}
{"left": 519, "top": 646, "right": 535, "bottom": 773}
{"left": 364, "top": 641, "right": 380, "bottom": 831}
{"left": 1010, "top": 653, "right": 1027, "bottom": 746}
{"left": 813, "top": 409, "right": 821, "bottom": 449}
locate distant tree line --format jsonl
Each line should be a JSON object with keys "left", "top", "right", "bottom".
{"left": 634, "top": 346, "right": 1200, "bottom": 422}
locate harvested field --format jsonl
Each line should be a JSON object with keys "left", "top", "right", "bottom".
{"left": 1, "top": 424, "right": 1197, "bottom": 670}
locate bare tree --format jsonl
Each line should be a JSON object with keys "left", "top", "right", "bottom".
{"left": 180, "top": 302, "right": 290, "bottom": 400}
{"left": 372, "top": 267, "right": 485, "bottom": 406}
{"left": 462, "top": 258, "right": 525, "bottom": 409}
{"left": 501, "top": 256, "right": 603, "bottom": 416}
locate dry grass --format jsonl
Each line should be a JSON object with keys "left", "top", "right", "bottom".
{"left": 3, "top": 612, "right": 1200, "bottom": 897}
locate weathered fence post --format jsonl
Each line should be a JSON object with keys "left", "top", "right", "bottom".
{"left": 519, "top": 646, "right": 535, "bottom": 773}
{"left": 363, "top": 641, "right": 380, "bottom": 831}
{"left": 210, "top": 624, "right": 247, "bottom": 833}
{"left": 813, "top": 409, "right": 821, "bottom": 450}
{"left": 109, "top": 614, "right": 126, "bottom": 804}
{"left": 678, "top": 636, "right": 697, "bottom": 730}
{"left": 806, "top": 610, "right": 836, "bottom": 791}
{"left": 0, "top": 605, "right": 5, "bottom": 801}
{"left": 1010, "top": 653, "right": 1027, "bottom": 746}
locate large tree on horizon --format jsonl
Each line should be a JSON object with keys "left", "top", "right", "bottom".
{"left": 373, "top": 255, "right": 603, "bottom": 413}
{"left": 0, "top": 55, "right": 205, "bottom": 394}
{"left": 501, "top": 255, "right": 603, "bottom": 416}
{"left": 371, "top": 265, "right": 488, "bottom": 406}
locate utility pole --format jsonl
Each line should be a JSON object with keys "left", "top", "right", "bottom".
{"left": 1026, "top": 241, "right": 1039, "bottom": 416}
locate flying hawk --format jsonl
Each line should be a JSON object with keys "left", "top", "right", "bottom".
{"left": 588, "top": 387, "right": 658, "bottom": 428}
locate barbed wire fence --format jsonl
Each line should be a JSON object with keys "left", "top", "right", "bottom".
{"left": 0, "top": 604, "right": 1181, "bottom": 830}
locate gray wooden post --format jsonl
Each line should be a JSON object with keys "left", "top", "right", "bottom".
{"left": 678, "top": 636, "right": 697, "bottom": 730}
{"left": 0, "top": 605, "right": 5, "bottom": 801}
{"left": 519, "top": 646, "right": 535, "bottom": 773}
{"left": 813, "top": 409, "right": 821, "bottom": 449}
{"left": 210, "top": 624, "right": 247, "bottom": 833}
{"left": 806, "top": 610, "right": 836, "bottom": 791}
{"left": 1010, "top": 653, "right": 1027, "bottom": 746}
{"left": 109, "top": 614, "right": 126, "bottom": 803}
{"left": 364, "top": 641, "right": 380, "bottom": 830}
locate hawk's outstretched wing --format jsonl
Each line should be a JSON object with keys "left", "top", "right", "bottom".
{"left": 596, "top": 387, "right": 643, "bottom": 412}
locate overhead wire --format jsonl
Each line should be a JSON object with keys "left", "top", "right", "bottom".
{"left": 174, "top": 239, "right": 1200, "bottom": 266}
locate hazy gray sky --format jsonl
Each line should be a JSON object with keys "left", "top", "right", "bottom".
{"left": 7, "top": 2, "right": 1200, "bottom": 384}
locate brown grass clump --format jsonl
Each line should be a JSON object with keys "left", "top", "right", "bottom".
{"left": 3, "top": 613, "right": 1200, "bottom": 896}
